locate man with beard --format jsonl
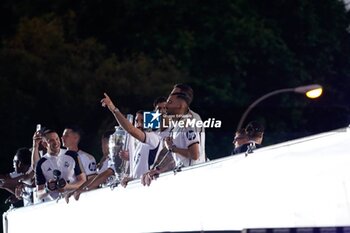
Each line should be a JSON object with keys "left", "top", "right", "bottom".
{"left": 35, "top": 130, "right": 86, "bottom": 202}
{"left": 169, "top": 83, "right": 206, "bottom": 164}
{"left": 100, "top": 84, "right": 201, "bottom": 186}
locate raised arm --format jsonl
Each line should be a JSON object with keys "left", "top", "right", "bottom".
{"left": 101, "top": 93, "right": 146, "bottom": 142}
{"left": 31, "top": 131, "right": 42, "bottom": 169}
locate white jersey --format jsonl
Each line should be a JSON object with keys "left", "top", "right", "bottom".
{"left": 89, "top": 156, "right": 114, "bottom": 187}
{"left": 33, "top": 149, "right": 67, "bottom": 204}
{"left": 130, "top": 141, "right": 151, "bottom": 178}
{"left": 144, "top": 128, "right": 170, "bottom": 167}
{"left": 189, "top": 109, "right": 206, "bottom": 164}
{"left": 35, "top": 149, "right": 82, "bottom": 202}
{"left": 131, "top": 132, "right": 160, "bottom": 178}
{"left": 170, "top": 115, "right": 200, "bottom": 167}
{"left": 9, "top": 169, "right": 33, "bottom": 206}
{"left": 77, "top": 150, "right": 97, "bottom": 176}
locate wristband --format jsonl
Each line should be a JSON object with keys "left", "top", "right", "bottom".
{"left": 112, "top": 107, "right": 119, "bottom": 113}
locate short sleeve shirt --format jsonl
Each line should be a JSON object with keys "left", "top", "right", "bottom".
{"left": 35, "top": 149, "right": 82, "bottom": 201}
{"left": 171, "top": 122, "right": 200, "bottom": 167}
{"left": 78, "top": 150, "right": 97, "bottom": 176}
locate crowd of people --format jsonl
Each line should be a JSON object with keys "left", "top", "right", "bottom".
{"left": 0, "top": 83, "right": 264, "bottom": 207}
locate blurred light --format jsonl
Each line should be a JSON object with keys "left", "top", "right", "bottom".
{"left": 306, "top": 88, "right": 323, "bottom": 99}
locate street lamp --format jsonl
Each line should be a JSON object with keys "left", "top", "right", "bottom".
{"left": 236, "top": 84, "right": 323, "bottom": 131}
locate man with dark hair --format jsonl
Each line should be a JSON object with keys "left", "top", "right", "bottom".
{"left": 161, "top": 91, "right": 201, "bottom": 166}
{"left": 64, "top": 129, "right": 117, "bottom": 203}
{"left": 100, "top": 83, "right": 202, "bottom": 185}
{"left": 170, "top": 83, "right": 206, "bottom": 164}
{"left": 62, "top": 125, "right": 97, "bottom": 180}
{"left": 245, "top": 121, "right": 264, "bottom": 145}
{"left": 0, "top": 147, "right": 34, "bottom": 206}
{"left": 153, "top": 96, "right": 167, "bottom": 112}
{"left": 35, "top": 130, "right": 86, "bottom": 202}
{"left": 233, "top": 121, "right": 264, "bottom": 155}
{"left": 100, "top": 94, "right": 178, "bottom": 186}
{"left": 232, "top": 129, "right": 249, "bottom": 154}
{"left": 15, "top": 148, "right": 32, "bottom": 167}
{"left": 172, "top": 83, "right": 194, "bottom": 105}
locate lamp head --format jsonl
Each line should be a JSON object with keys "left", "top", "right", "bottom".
{"left": 294, "top": 84, "right": 323, "bottom": 99}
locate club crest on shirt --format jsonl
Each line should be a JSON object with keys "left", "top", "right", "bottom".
{"left": 88, "top": 162, "right": 97, "bottom": 172}
{"left": 64, "top": 161, "right": 69, "bottom": 167}
{"left": 186, "top": 130, "right": 196, "bottom": 141}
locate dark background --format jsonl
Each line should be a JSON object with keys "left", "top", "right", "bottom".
{"left": 1, "top": 0, "right": 349, "bottom": 230}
